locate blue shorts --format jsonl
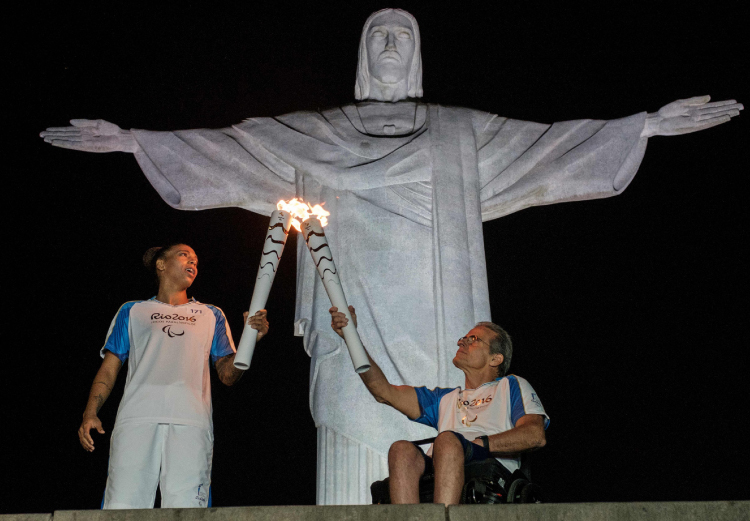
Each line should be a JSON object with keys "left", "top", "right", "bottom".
{"left": 416, "top": 432, "right": 491, "bottom": 473}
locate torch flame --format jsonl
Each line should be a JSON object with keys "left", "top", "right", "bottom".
{"left": 277, "top": 198, "right": 330, "bottom": 231}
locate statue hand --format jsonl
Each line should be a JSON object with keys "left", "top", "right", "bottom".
{"left": 40, "top": 119, "right": 138, "bottom": 153}
{"left": 643, "top": 96, "right": 743, "bottom": 137}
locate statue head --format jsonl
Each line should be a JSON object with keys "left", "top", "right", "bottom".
{"left": 355, "top": 8, "right": 423, "bottom": 101}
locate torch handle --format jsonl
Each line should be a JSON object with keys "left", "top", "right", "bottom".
{"left": 325, "top": 283, "right": 371, "bottom": 374}
{"left": 233, "top": 289, "right": 270, "bottom": 370}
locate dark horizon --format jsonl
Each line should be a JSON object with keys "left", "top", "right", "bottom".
{"left": 7, "top": 1, "right": 748, "bottom": 514}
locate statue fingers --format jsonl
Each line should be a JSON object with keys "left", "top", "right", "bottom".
{"left": 696, "top": 102, "right": 742, "bottom": 115}
{"left": 70, "top": 118, "right": 121, "bottom": 135}
{"left": 696, "top": 108, "right": 741, "bottom": 121}
{"left": 44, "top": 129, "right": 84, "bottom": 137}
{"left": 41, "top": 126, "right": 83, "bottom": 134}
{"left": 42, "top": 133, "right": 73, "bottom": 143}
{"left": 70, "top": 119, "right": 112, "bottom": 127}
{"left": 50, "top": 139, "right": 118, "bottom": 153}
{"left": 672, "top": 115, "right": 731, "bottom": 135}
{"left": 41, "top": 127, "right": 104, "bottom": 143}
{"left": 43, "top": 132, "right": 89, "bottom": 143}
{"left": 70, "top": 118, "right": 103, "bottom": 127}
{"left": 683, "top": 95, "right": 711, "bottom": 106}
{"left": 700, "top": 99, "right": 738, "bottom": 109}
{"left": 50, "top": 140, "right": 93, "bottom": 151}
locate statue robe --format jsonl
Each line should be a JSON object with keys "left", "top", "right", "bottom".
{"left": 131, "top": 102, "right": 647, "bottom": 504}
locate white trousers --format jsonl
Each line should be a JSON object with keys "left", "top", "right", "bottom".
{"left": 103, "top": 423, "right": 213, "bottom": 509}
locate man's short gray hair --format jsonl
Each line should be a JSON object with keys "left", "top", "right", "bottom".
{"left": 477, "top": 322, "right": 512, "bottom": 378}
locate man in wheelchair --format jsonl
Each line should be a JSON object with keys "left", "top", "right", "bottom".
{"left": 330, "top": 306, "right": 549, "bottom": 505}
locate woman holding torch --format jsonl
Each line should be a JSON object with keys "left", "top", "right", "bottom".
{"left": 77, "top": 243, "right": 268, "bottom": 509}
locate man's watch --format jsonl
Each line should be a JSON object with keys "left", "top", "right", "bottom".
{"left": 479, "top": 435, "right": 490, "bottom": 450}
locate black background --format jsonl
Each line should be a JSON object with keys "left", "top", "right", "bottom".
{"left": 6, "top": 1, "right": 748, "bottom": 514}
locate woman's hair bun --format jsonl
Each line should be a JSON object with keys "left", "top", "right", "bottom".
{"left": 143, "top": 246, "right": 163, "bottom": 270}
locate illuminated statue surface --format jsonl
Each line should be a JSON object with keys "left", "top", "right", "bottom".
{"left": 41, "top": 8, "right": 742, "bottom": 505}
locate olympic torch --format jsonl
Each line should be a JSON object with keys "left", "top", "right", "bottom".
{"left": 301, "top": 217, "right": 371, "bottom": 373}
{"left": 234, "top": 210, "right": 293, "bottom": 370}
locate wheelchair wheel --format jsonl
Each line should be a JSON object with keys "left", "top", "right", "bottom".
{"left": 507, "top": 478, "right": 543, "bottom": 503}
{"left": 506, "top": 477, "right": 529, "bottom": 503}
{"left": 462, "top": 478, "right": 505, "bottom": 504}
{"left": 519, "top": 482, "right": 542, "bottom": 503}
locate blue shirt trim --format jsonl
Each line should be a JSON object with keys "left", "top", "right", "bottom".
{"left": 102, "top": 301, "right": 138, "bottom": 362}
{"left": 412, "top": 386, "right": 457, "bottom": 429}
{"left": 507, "top": 375, "right": 527, "bottom": 426}
{"left": 207, "top": 304, "right": 234, "bottom": 362}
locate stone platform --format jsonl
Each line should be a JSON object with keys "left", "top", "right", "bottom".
{"left": 3, "top": 502, "right": 748, "bottom": 521}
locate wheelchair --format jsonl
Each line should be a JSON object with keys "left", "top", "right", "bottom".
{"left": 370, "top": 437, "right": 542, "bottom": 504}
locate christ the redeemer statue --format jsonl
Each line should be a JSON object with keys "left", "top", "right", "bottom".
{"left": 41, "top": 8, "right": 741, "bottom": 505}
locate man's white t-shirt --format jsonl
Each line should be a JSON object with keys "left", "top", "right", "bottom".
{"left": 100, "top": 297, "right": 236, "bottom": 431}
{"left": 413, "top": 375, "right": 549, "bottom": 473}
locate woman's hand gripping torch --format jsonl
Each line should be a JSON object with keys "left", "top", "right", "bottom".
{"left": 301, "top": 218, "right": 371, "bottom": 373}
{"left": 234, "top": 210, "right": 293, "bottom": 370}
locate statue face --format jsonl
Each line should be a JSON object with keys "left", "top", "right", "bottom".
{"left": 366, "top": 11, "right": 415, "bottom": 86}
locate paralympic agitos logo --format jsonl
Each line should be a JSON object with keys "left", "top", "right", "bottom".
{"left": 162, "top": 325, "right": 185, "bottom": 337}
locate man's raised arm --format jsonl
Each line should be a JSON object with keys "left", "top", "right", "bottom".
{"left": 330, "top": 306, "right": 421, "bottom": 420}
{"left": 40, "top": 119, "right": 139, "bottom": 153}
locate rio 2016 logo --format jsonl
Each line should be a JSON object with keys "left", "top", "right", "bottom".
{"left": 151, "top": 312, "right": 197, "bottom": 322}
{"left": 458, "top": 396, "right": 493, "bottom": 408}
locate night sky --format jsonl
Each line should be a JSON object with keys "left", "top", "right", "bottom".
{"left": 8, "top": 1, "right": 748, "bottom": 514}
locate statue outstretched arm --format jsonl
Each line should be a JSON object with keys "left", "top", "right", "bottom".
{"left": 41, "top": 118, "right": 299, "bottom": 214}
{"left": 641, "top": 96, "right": 743, "bottom": 138}
{"left": 40, "top": 119, "right": 138, "bottom": 153}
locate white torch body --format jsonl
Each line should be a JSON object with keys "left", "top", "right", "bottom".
{"left": 302, "top": 218, "right": 371, "bottom": 373}
{"left": 234, "top": 210, "right": 293, "bottom": 370}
